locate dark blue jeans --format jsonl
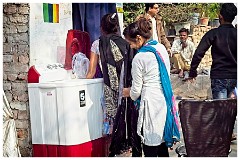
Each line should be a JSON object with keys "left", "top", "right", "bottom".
{"left": 211, "top": 79, "right": 237, "bottom": 99}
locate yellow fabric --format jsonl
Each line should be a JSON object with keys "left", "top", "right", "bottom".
{"left": 172, "top": 53, "right": 190, "bottom": 71}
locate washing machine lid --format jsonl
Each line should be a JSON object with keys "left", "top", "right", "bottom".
{"left": 28, "top": 78, "right": 104, "bottom": 88}
{"left": 28, "top": 63, "right": 68, "bottom": 83}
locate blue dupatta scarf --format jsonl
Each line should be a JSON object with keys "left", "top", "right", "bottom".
{"left": 137, "top": 40, "right": 180, "bottom": 147}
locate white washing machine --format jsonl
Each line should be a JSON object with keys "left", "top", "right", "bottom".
{"left": 28, "top": 64, "right": 109, "bottom": 157}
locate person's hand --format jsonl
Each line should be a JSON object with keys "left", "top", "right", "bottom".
{"left": 122, "top": 87, "right": 131, "bottom": 97}
{"left": 167, "top": 48, "right": 172, "bottom": 57}
{"left": 230, "top": 93, "right": 236, "bottom": 99}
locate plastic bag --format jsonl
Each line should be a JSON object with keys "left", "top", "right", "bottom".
{"left": 72, "top": 52, "right": 90, "bottom": 78}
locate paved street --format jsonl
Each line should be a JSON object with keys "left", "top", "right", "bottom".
{"left": 229, "top": 118, "right": 237, "bottom": 157}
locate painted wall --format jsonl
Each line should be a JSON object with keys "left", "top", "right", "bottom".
{"left": 29, "top": 3, "right": 72, "bottom": 66}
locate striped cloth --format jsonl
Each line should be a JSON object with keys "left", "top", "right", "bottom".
{"left": 43, "top": 3, "right": 59, "bottom": 23}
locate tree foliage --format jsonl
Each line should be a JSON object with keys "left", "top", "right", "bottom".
{"left": 123, "top": 3, "right": 145, "bottom": 26}
{"left": 158, "top": 3, "right": 194, "bottom": 25}
{"left": 123, "top": 3, "right": 221, "bottom": 26}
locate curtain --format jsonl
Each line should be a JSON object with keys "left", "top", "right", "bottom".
{"left": 72, "top": 3, "right": 117, "bottom": 44}
{"left": 3, "top": 90, "right": 21, "bottom": 157}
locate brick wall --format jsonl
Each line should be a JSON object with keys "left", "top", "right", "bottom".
{"left": 3, "top": 3, "right": 31, "bottom": 157}
{"left": 191, "top": 25, "right": 213, "bottom": 69}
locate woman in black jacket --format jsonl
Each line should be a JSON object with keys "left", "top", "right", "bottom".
{"left": 86, "top": 13, "right": 141, "bottom": 157}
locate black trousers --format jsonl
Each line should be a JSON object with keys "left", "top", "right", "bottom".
{"left": 142, "top": 142, "right": 169, "bottom": 157}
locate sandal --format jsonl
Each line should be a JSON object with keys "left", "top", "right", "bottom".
{"left": 178, "top": 70, "right": 184, "bottom": 78}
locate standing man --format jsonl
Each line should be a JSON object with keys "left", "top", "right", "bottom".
{"left": 171, "top": 28, "right": 195, "bottom": 79}
{"left": 136, "top": 3, "right": 171, "bottom": 55}
{"left": 188, "top": 3, "right": 237, "bottom": 99}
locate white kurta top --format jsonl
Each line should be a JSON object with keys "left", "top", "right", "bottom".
{"left": 130, "top": 43, "right": 170, "bottom": 146}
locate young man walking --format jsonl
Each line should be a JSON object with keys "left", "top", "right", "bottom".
{"left": 188, "top": 3, "right": 237, "bottom": 100}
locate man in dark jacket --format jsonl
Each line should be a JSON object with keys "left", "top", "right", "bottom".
{"left": 188, "top": 3, "right": 237, "bottom": 99}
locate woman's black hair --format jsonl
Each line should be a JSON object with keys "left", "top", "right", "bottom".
{"left": 123, "top": 18, "right": 152, "bottom": 42}
{"left": 100, "top": 13, "right": 119, "bottom": 34}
